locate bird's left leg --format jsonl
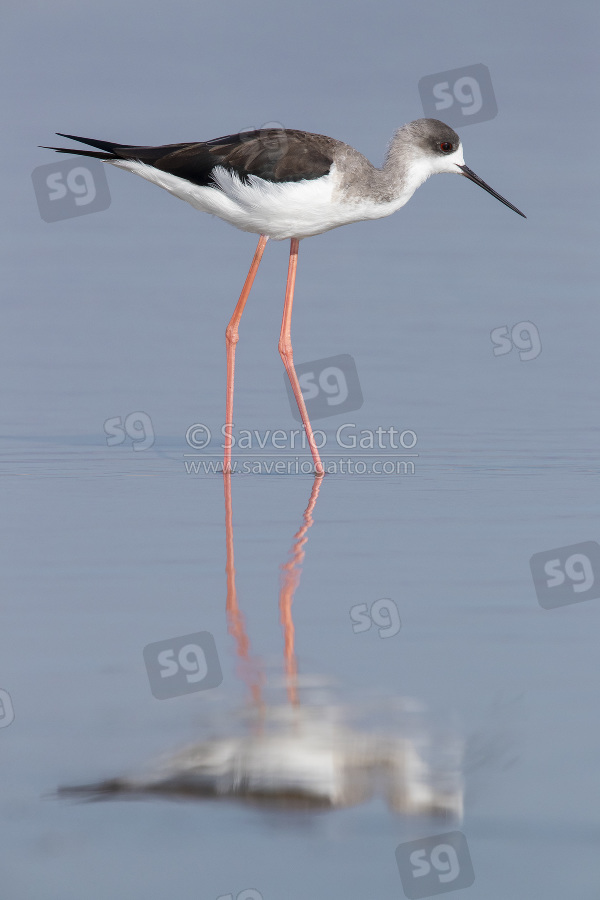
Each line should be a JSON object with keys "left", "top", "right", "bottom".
{"left": 224, "top": 234, "right": 268, "bottom": 473}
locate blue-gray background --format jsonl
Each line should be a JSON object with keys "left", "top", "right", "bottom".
{"left": 3, "top": 1, "right": 599, "bottom": 897}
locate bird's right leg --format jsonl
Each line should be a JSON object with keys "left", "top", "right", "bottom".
{"left": 224, "top": 234, "right": 268, "bottom": 474}
{"left": 278, "top": 239, "right": 324, "bottom": 476}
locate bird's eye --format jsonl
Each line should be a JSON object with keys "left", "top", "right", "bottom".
{"left": 439, "top": 142, "right": 453, "bottom": 153}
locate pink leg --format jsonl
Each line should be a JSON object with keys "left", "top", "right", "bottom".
{"left": 279, "top": 239, "right": 324, "bottom": 476}
{"left": 279, "top": 474, "right": 323, "bottom": 705}
{"left": 224, "top": 234, "right": 268, "bottom": 473}
{"left": 224, "top": 471, "right": 263, "bottom": 708}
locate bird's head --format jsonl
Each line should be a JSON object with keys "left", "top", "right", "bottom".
{"left": 400, "top": 119, "right": 526, "bottom": 218}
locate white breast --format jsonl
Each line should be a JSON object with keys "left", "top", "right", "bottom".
{"left": 109, "top": 159, "right": 408, "bottom": 240}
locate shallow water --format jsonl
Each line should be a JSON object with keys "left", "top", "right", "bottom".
{"left": 3, "top": 1, "right": 600, "bottom": 897}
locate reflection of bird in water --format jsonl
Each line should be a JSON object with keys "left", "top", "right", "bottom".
{"left": 59, "top": 703, "right": 462, "bottom": 817}
{"left": 58, "top": 474, "right": 463, "bottom": 818}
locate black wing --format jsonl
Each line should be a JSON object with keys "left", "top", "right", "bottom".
{"left": 41, "top": 129, "right": 338, "bottom": 185}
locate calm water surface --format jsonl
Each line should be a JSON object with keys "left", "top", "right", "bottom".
{"left": 3, "top": 1, "right": 599, "bottom": 897}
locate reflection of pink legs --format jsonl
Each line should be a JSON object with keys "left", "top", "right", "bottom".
{"left": 279, "top": 239, "right": 324, "bottom": 476}
{"left": 279, "top": 475, "right": 323, "bottom": 705}
{"left": 224, "top": 472, "right": 323, "bottom": 708}
{"left": 224, "top": 472, "right": 263, "bottom": 707}
{"left": 224, "top": 234, "right": 268, "bottom": 474}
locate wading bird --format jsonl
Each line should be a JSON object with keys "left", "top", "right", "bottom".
{"left": 44, "top": 120, "right": 525, "bottom": 474}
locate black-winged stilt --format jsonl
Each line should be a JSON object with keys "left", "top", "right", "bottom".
{"left": 44, "top": 120, "right": 525, "bottom": 475}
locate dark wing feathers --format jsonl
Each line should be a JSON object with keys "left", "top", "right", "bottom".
{"left": 42, "top": 129, "right": 337, "bottom": 185}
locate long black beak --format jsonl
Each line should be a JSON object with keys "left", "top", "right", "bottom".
{"left": 458, "top": 165, "right": 526, "bottom": 218}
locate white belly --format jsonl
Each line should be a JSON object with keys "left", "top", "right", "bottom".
{"left": 109, "top": 160, "right": 406, "bottom": 240}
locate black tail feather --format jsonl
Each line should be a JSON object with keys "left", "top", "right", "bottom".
{"left": 55, "top": 133, "right": 134, "bottom": 153}
{"left": 40, "top": 133, "right": 135, "bottom": 160}
{"left": 39, "top": 145, "right": 114, "bottom": 160}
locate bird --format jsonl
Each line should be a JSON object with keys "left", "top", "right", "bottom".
{"left": 43, "top": 119, "right": 525, "bottom": 475}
